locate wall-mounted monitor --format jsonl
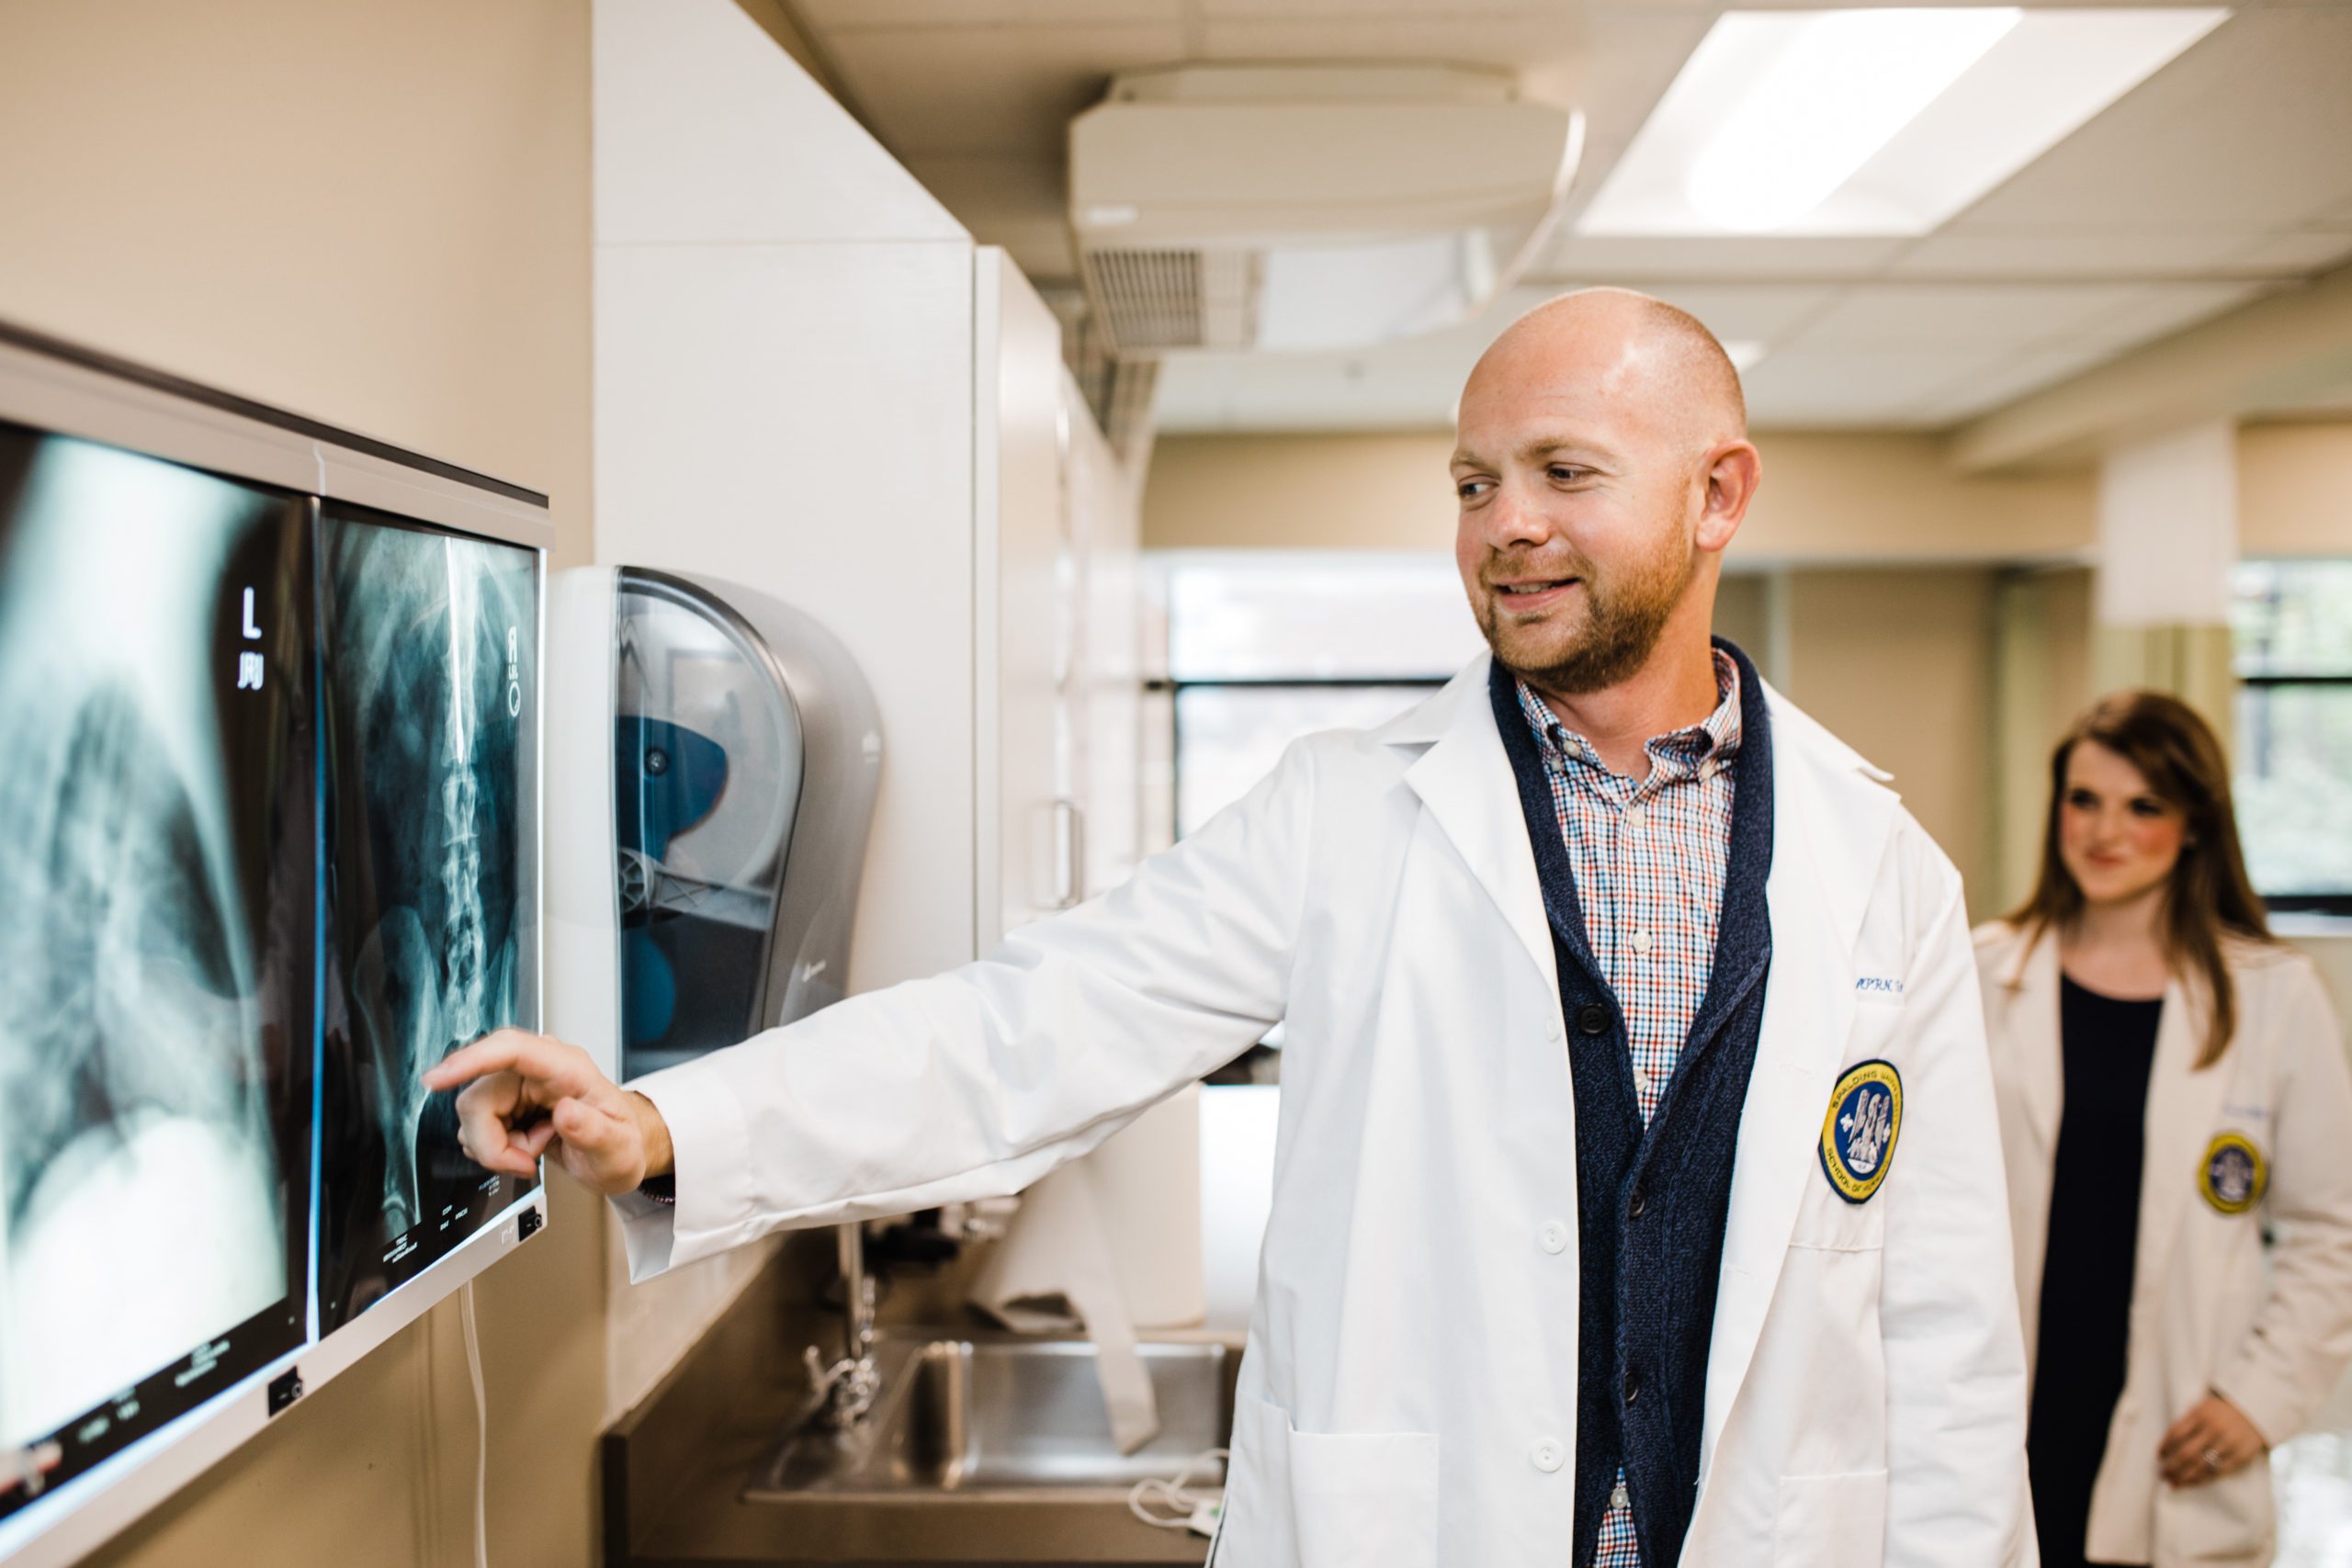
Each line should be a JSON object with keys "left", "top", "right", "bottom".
{"left": 0, "top": 324, "right": 551, "bottom": 1568}
{"left": 0, "top": 422, "right": 316, "bottom": 1516}
{"left": 317, "top": 506, "right": 540, "bottom": 1330}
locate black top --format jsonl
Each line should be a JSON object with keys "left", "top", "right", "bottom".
{"left": 2029, "top": 974, "right": 2165, "bottom": 1568}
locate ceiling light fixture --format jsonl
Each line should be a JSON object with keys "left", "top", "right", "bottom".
{"left": 1686, "top": 8, "right": 2021, "bottom": 233}
{"left": 1577, "top": 7, "right": 2229, "bottom": 237}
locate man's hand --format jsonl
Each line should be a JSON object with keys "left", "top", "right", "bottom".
{"left": 2157, "top": 1393, "right": 2268, "bottom": 1488}
{"left": 423, "top": 1028, "right": 674, "bottom": 1198}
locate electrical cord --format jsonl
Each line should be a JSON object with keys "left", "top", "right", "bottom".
{"left": 459, "top": 1280, "right": 490, "bottom": 1568}
{"left": 1126, "top": 1448, "right": 1227, "bottom": 1537}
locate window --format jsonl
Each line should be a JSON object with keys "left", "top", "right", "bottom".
{"left": 1155, "top": 552, "right": 1483, "bottom": 836}
{"left": 2231, "top": 559, "right": 2352, "bottom": 913}
{"left": 1152, "top": 552, "right": 1482, "bottom": 1082}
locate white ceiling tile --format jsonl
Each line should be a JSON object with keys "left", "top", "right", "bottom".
{"left": 1739, "top": 346, "right": 2015, "bottom": 426}
{"left": 1945, "top": 11, "right": 2352, "bottom": 234}
{"left": 1544, "top": 234, "right": 1913, "bottom": 282}
{"left": 1153, "top": 348, "right": 1466, "bottom": 434}
{"left": 1908, "top": 342, "right": 2129, "bottom": 425}
{"left": 1792, "top": 285, "right": 2144, "bottom": 349}
{"left": 1196, "top": 15, "right": 1576, "bottom": 63}
{"left": 798, "top": 0, "right": 1181, "bottom": 28}
{"left": 824, "top": 22, "right": 1186, "bottom": 159}
{"left": 2069, "top": 280, "right": 2271, "bottom": 346}
{"left": 1199, "top": 0, "right": 1564, "bottom": 14}
{"left": 1883, "top": 229, "right": 2267, "bottom": 278}
{"left": 2227, "top": 231, "right": 2352, "bottom": 274}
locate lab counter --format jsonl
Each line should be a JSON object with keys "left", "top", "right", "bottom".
{"left": 604, "top": 1229, "right": 1223, "bottom": 1567}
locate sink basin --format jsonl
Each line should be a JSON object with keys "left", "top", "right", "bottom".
{"left": 746, "top": 1335, "right": 1235, "bottom": 1501}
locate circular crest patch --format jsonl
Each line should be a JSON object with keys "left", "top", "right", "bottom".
{"left": 2199, "top": 1133, "right": 2267, "bottom": 1215}
{"left": 1820, "top": 1060, "right": 1904, "bottom": 1205}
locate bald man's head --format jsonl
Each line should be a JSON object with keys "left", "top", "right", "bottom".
{"left": 1466, "top": 288, "right": 1747, "bottom": 455}
{"left": 1449, "top": 288, "right": 1762, "bottom": 697}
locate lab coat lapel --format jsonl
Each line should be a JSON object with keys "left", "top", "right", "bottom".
{"left": 1700, "top": 698, "right": 1893, "bottom": 1476}
{"left": 1999, "top": 929, "right": 2066, "bottom": 1164}
{"left": 1388, "top": 659, "right": 1558, "bottom": 998}
{"left": 2134, "top": 972, "right": 2227, "bottom": 1307}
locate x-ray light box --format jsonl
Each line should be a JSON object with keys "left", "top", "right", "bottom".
{"left": 0, "top": 322, "right": 551, "bottom": 1568}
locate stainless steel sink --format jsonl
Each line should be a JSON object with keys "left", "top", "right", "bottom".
{"left": 746, "top": 1335, "right": 1235, "bottom": 1501}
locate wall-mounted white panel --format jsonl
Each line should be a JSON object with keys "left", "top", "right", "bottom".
{"left": 593, "top": 0, "right": 966, "bottom": 246}
{"left": 595, "top": 240, "right": 977, "bottom": 994}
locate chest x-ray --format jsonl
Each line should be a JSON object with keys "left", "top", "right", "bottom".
{"left": 317, "top": 505, "right": 538, "bottom": 1330}
{"left": 0, "top": 424, "right": 311, "bottom": 1483}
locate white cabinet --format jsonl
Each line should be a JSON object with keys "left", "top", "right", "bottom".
{"left": 977, "top": 256, "right": 1145, "bottom": 944}
{"left": 977, "top": 253, "right": 1079, "bottom": 949}
{"left": 1069, "top": 377, "right": 1144, "bottom": 898}
{"left": 588, "top": 0, "right": 1151, "bottom": 1414}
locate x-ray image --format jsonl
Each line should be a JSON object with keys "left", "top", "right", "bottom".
{"left": 0, "top": 423, "right": 311, "bottom": 1495}
{"left": 317, "top": 504, "right": 538, "bottom": 1330}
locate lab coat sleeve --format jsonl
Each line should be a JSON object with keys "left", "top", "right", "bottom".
{"left": 2211, "top": 963, "right": 2352, "bottom": 1447}
{"left": 612, "top": 735, "right": 1318, "bottom": 1280}
{"left": 1882, "top": 844, "right": 2038, "bottom": 1568}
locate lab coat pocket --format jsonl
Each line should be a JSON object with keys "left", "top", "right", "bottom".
{"left": 1290, "top": 1423, "right": 1441, "bottom": 1568}
{"left": 2159, "top": 1452, "right": 2275, "bottom": 1564}
{"left": 1220, "top": 1394, "right": 1440, "bottom": 1568}
{"left": 1772, "top": 1469, "right": 1888, "bottom": 1568}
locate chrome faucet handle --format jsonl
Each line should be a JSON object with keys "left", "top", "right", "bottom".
{"left": 802, "top": 1343, "right": 882, "bottom": 1428}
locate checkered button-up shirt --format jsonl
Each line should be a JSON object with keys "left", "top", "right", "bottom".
{"left": 1513, "top": 649, "right": 1743, "bottom": 1567}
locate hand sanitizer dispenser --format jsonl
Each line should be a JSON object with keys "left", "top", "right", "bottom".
{"left": 545, "top": 568, "right": 880, "bottom": 1083}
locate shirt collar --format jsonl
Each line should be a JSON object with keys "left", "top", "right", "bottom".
{"left": 1513, "top": 648, "right": 1744, "bottom": 786}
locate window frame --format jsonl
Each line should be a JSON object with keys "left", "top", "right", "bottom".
{"left": 2236, "top": 668, "right": 2352, "bottom": 919}
{"left": 1154, "top": 674, "right": 1450, "bottom": 842}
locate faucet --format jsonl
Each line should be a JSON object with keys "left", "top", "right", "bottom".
{"left": 803, "top": 1221, "right": 881, "bottom": 1428}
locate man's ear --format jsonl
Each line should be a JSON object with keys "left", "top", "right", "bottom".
{"left": 1696, "top": 441, "right": 1761, "bottom": 554}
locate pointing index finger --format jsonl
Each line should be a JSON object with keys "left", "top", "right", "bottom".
{"left": 425, "top": 1029, "right": 577, "bottom": 1095}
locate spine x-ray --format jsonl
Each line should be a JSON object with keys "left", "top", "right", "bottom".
{"left": 0, "top": 424, "right": 312, "bottom": 1511}
{"left": 316, "top": 505, "right": 539, "bottom": 1331}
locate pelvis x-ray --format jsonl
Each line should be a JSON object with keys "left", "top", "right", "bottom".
{"left": 0, "top": 424, "right": 311, "bottom": 1461}
{"left": 317, "top": 506, "right": 538, "bottom": 1329}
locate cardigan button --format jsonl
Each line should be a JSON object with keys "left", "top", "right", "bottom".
{"left": 1627, "top": 1185, "right": 1647, "bottom": 1220}
{"left": 1576, "top": 1003, "right": 1610, "bottom": 1036}
{"left": 1623, "top": 1369, "right": 1642, "bottom": 1405}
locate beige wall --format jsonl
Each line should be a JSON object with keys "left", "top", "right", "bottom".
{"left": 1142, "top": 425, "right": 2352, "bottom": 560}
{"left": 1142, "top": 430, "right": 2098, "bottom": 561}
{"left": 2241, "top": 423, "right": 2352, "bottom": 556}
{"left": 1776, "top": 569, "right": 2001, "bottom": 915}
{"left": 0, "top": 2, "right": 602, "bottom": 1566}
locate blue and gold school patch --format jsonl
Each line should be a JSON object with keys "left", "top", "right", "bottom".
{"left": 2199, "top": 1133, "right": 2267, "bottom": 1215}
{"left": 1820, "top": 1059, "right": 1904, "bottom": 1204}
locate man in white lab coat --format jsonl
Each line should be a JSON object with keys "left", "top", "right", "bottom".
{"left": 430, "top": 289, "right": 2035, "bottom": 1567}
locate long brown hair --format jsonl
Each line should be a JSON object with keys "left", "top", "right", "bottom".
{"left": 2007, "top": 690, "right": 2274, "bottom": 1067}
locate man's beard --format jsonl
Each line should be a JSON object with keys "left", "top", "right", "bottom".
{"left": 1476, "top": 533, "right": 1696, "bottom": 696}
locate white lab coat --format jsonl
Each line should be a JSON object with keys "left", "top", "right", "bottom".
{"left": 1978, "top": 922, "right": 2352, "bottom": 1568}
{"left": 617, "top": 657, "right": 2034, "bottom": 1567}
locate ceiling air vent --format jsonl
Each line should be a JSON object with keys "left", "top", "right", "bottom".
{"left": 1071, "top": 64, "right": 1581, "bottom": 358}
{"left": 1081, "top": 247, "right": 1262, "bottom": 353}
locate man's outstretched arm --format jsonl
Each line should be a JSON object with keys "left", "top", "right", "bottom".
{"left": 428, "top": 734, "right": 1320, "bottom": 1277}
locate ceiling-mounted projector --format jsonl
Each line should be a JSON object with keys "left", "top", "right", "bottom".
{"left": 1069, "top": 64, "right": 1583, "bottom": 356}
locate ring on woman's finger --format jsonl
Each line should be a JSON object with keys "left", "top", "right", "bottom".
{"left": 2202, "top": 1447, "right": 2222, "bottom": 1472}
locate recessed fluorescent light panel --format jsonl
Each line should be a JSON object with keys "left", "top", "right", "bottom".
{"left": 1577, "top": 7, "right": 2228, "bottom": 236}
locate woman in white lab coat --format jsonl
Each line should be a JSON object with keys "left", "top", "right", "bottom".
{"left": 1978, "top": 690, "right": 2352, "bottom": 1568}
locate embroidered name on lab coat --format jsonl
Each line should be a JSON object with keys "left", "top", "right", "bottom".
{"left": 2199, "top": 1132, "right": 2267, "bottom": 1215}
{"left": 1820, "top": 1059, "right": 1904, "bottom": 1204}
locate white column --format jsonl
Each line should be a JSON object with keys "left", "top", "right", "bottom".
{"left": 2093, "top": 421, "right": 2239, "bottom": 731}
